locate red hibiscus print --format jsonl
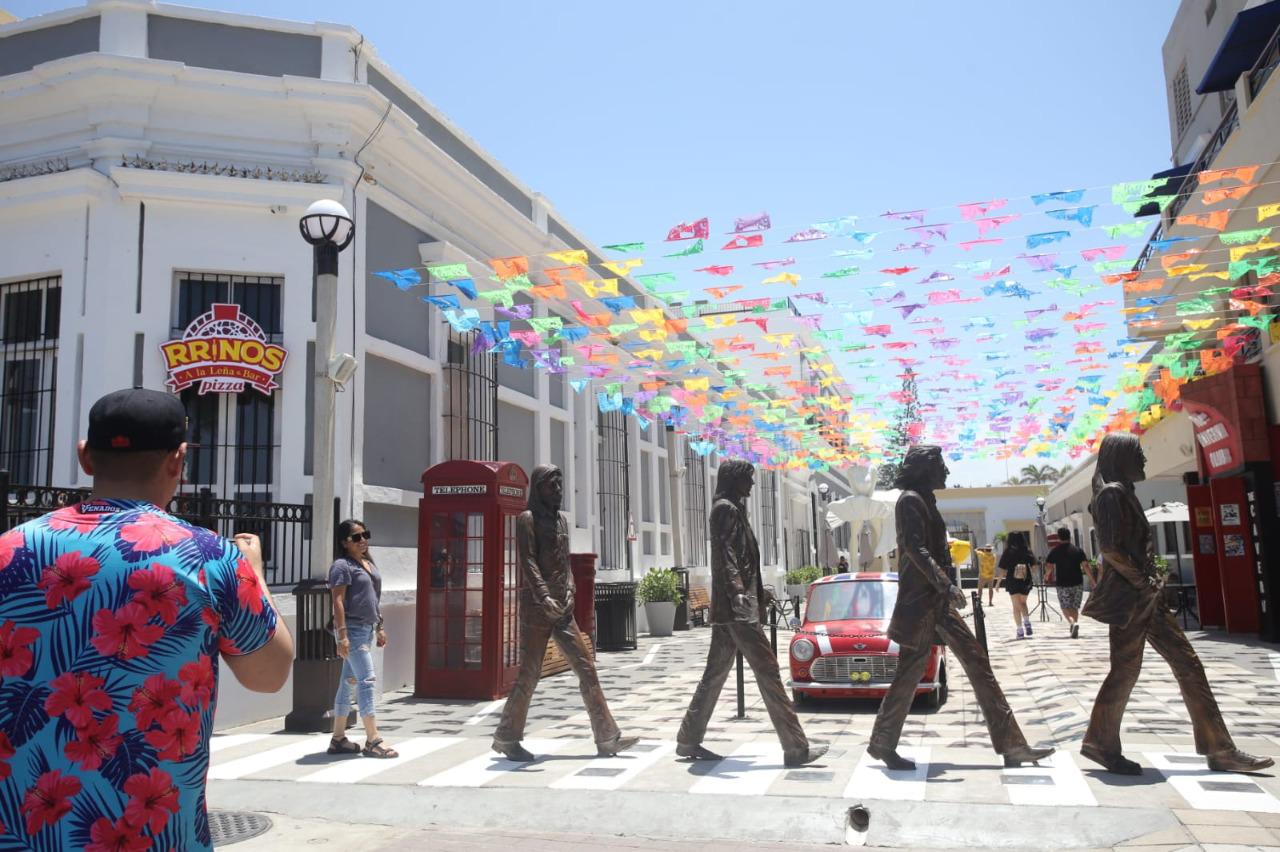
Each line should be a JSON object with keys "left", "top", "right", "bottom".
{"left": 128, "top": 674, "right": 182, "bottom": 730}
{"left": 90, "top": 604, "right": 164, "bottom": 660}
{"left": 0, "top": 730, "right": 13, "bottom": 782}
{"left": 0, "top": 529, "right": 22, "bottom": 572}
{"left": 37, "top": 551, "right": 101, "bottom": 608}
{"left": 63, "top": 714, "right": 121, "bottom": 771}
{"left": 0, "top": 620, "right": 39, "bottom": 679}
{"left": 144, "top": 708, "right": 199, "bottom": 761}
{"left": 45, "top": 671, "right": 112, "bottom": 728}
{"left": 46, "top": 509, "right": 102, "bottom": 533}
{"left": 86, "top": 816, "right": 151, "bottom": 852}
{"left": 217, "top": 635, "right": 242, "bottom": 656}
{"left": 20, "top": 770, "right": 80, "bottom": 835}
{"left": 234, "top": 559, "right": 266, "bottom": 615}
{"left": 122, "top": 768, "right": 179, "bottom": 834}
{"left": 200, "top": 606, "right": 220, "bottom": 632}
{"left": 178, "top": 655, "right": 214, "bottom": 709}
{"left": 128, "top": 563, "right": 187, "bottom": 624}
{"left": 118, "top": 515, "right": 191, "bottom": 554}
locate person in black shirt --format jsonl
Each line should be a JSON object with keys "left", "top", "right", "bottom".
{"left": 999, "top": 532, "right": 1036, "bottom": 639}
{"left": 1045, "top": 527, "right": 1096, "bottom": 638}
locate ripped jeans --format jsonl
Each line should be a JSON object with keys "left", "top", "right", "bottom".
{"left": 333, "top": 622, "right": 378, "bottom": 719}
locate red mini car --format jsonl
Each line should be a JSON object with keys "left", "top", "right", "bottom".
{"left": 787, "top": 572, "right": 947, "bottom": 707}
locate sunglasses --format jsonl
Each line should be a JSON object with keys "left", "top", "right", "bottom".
{"left": 347, "top": 531, "right": 372, "bottom": 542}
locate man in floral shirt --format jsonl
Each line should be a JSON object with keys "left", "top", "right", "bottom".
{"left": 0, "top": 388, "right": 294, "bottom": 850}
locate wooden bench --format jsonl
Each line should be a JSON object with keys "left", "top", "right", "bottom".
{"left": 541, "top": 634, "right": 596, "bottom": 678}
{"left": 687, "top": 587, "right": 711, "bottom": 627}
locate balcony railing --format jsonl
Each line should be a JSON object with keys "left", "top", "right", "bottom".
{"left": 1250, "top": 24, "right": 1280, "bottom": 100}
{"left": 1166, "top": 101, "right": 1240, "bottom": 222}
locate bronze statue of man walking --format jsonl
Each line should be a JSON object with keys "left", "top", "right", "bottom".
{"left": 868, "top": 445, "right": 1052, "bottom": 769}
{"left": 492, "top": 464, "right": 637, "bottom": 761}
{"left": 676, "top": 460, "right": 828, "bottom": 767}
{"left": 1081, "top": 432, "right": 1271, "bottom": 775}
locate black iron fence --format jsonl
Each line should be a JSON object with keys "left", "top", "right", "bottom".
{"left": 1, "top": 470, "right": 312, "bottom": 589}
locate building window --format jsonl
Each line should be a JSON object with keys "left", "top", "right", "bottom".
{"left": 683, "top": 448, "right": 708, "bottom": 567}
{"left": 443, "top": 329, "right": 497, "bottom": 461}
{"left": 1173, "top": 65, "right": 1193, "bottom": 138}
{"left": 760, "top": 469, "right": 779, "bottom": 565}
{"left": 640, "top": 450, "right": 653, "bottom": 522}
{"left": 173, "top": 273, "right": 281, "bottom": 500}
{"left": 0, "top": 276, "right": 61, "bottom": 486}
{"left": 597, "top": 410, "right": 630, "bottom": 572}
{"left": 1205, "top": 0, "right": 1217, "bottom": 25}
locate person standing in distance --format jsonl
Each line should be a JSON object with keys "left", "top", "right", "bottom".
{"left": 867, "top": 446, "right": 1052, "bottom": 771}
{"left": 492, "top": 465, "right": 637, "bottom": 761}
{"left": 676, "top": 460, "right": 828, "bottom": 767}
{"left": 0, "top": 388, "right": 292, "bottom": 850}
{"left": 1045, "top": 527, "right": 1095, "bottom": 639}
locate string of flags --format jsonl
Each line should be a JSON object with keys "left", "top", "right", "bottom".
{"left": 371, "top": 161, "right": 1280, "bottom": 470}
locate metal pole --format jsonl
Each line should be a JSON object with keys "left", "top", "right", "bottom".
{"left": 311, "top": 242, "right": 339, "bottom": 580}
{"left": 810, "top": 491, "right": 820, "bottom": 568}
{"left": 735, "top": 651, "right": 745, "bottom": 718}
{"left": 972, "top": 590, "right": 987, "bottom": 655}
{"left": 770, "top": 604, "right": 777, "bottom": 653}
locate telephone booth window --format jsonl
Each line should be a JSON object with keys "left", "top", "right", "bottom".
{"left": 417, "top": 460, "right": 529, "bottom": 699}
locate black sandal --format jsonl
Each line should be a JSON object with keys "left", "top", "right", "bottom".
{"left": 327, "top": 736, "right": 360, "bottom": 755}
{"left": 362, "top": 738, "right": 398, "bottom": 759}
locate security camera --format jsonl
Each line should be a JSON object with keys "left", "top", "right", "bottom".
{"left": 326, "top": 353, "right": 359, "bottom": 388}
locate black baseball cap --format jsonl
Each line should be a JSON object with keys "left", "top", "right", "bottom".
{"left": 87, "top": 388, "right": 188, "bottom": 452}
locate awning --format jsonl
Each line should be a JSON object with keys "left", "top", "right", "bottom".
{"left": 1133, "top": 163, "right": 1194, "bottom": 217}
{"left": 1146, "top": 501, "right": 1190, "bottom": 523}
{"left": 1197, "top": 0, "right": 1280, "bottom": 94}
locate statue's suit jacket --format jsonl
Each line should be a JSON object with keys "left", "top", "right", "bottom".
{"left": 887, "top": 489, "right": 954, "bottom": 650}
{"left": 708, "top": 497, "right": 767, "bottom": 625}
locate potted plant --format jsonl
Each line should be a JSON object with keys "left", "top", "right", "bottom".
{"left": 638, "top": 568, "right": 683, "bottom": 637}
{"left": 785, "top": 566, "right": 822, "bottom": 600}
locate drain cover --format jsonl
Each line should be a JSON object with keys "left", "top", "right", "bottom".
{"left": 210, "top": 810, "right": 272, "bottom": 846}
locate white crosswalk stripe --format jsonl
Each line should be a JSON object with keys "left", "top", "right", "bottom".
{"left": 690, "top": 743, "right": 786, "bottom": 796}
{"left": 1143, "top": 751, "right": 1280, "bottom": 813}
{"left": 551, "top": 740, "right": 674, "bottom": 791}
{"left": 209, "top": 733, "right": 270, "bottom": 754}
{"left": 844, "top": 746, "right": 931, "bottom": 801}
{"left": 419, "top": 738, "right": 569, "bottom": 788}
{"left": 207, "top": 734, "right": 333, "bottom": 780}
{"left": 1002, "top": 751, "right": 1095, "bottom": 807}
{"left": 298, "top": 737, "right": 458, "bottom": 784}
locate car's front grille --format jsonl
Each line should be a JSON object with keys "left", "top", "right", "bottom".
{"left": 810, "top": 654, "right": 897, "bottom": 683}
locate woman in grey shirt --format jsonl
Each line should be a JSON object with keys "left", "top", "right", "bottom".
{"left": 328, "top": 519, "right": 398, "bottom": 758}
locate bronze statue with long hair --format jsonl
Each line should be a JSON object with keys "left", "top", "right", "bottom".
{"left": 867, "top": 445, "right": 1053, "bottom": 770}
{"left": 1080, "top": 433, "right": 1271, "bottom": 774}
{"left": 675, "top": 459, "right": 828, "bottom": 766}
{"left": 491, "top": 464, "right": 637, "bottom": 762}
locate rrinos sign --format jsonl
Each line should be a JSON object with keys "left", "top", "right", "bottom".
{"left": 161, "top": 304, "right": 288, "bottom": 395}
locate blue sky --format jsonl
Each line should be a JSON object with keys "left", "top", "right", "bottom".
{"left": 11, "top": 0, "right": 1183, "bottom": 484}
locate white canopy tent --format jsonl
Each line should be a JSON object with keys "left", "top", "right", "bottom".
{"left": 1145, "top": 501, "right": 1189, "bottom": 524}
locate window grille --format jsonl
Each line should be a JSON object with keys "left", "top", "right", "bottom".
{"left": 173, "top": 273, "right": 281, "bottom": 500}
{"left": 443, "top": 329, "right": 498, "bottom": 461}
{"left": 597, "top": 410, "right": 631, "bottom": 571}
{"left": 760, "top": 469, "right": 779, "bottom": 565}
{"left": 0, "top": 276, "right": 60, "bottom": 485}
{"left": 1173, "top": 65, "right": 1193, "bottom": 137}
{"left": 682, "top": 447, "right": 708, "bottom": 567}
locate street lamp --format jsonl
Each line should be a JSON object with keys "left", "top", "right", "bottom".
{"left": 1035, "top": 495, "right": 1046, "bottom": 517}
{"left": 300, "top": 199, "right": 355, "bottom": 579}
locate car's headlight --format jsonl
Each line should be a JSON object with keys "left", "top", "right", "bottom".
{"left": 791, "top": 638, "right": 815, "bottom": 662}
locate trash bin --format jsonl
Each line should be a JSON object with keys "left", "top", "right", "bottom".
{"left": 594, "top": 581, "right": 638, "bottom": 651}
{"left": 284, "top": 578, "right": 348, "bottom": 732}
{"left": 672, "top": 567, "right": 691, "bottom": 631}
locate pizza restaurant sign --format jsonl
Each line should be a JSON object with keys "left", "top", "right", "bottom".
{"left": 160, "top": 304, "right": 288, "bottom": 395}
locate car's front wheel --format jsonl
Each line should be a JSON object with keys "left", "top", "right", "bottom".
{"left": 926, "top": 660, "right": 948, "bottom": 709}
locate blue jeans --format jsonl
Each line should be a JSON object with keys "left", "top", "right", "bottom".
{"left": 333, "top": 622, "right": 377, "bottom": 720}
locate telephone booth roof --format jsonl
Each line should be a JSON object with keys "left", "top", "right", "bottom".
{"left": 421, "top": 460, "right": 529, "bottom": 510}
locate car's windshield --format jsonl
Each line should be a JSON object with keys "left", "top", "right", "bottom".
{"left": 806, "top": 581, "right": 898, "bottom": 622}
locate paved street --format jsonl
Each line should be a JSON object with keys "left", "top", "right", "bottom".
{"left": 211, "top": 595, "right": 1280, "bottom": 849}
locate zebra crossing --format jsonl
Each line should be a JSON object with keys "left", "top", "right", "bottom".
{"left": 207, "top": 730, "right": 1280, "bottom": 814}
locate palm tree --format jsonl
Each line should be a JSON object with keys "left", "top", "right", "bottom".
{"left": 1009, "top": 464, "right": 1065, "bottom": 485}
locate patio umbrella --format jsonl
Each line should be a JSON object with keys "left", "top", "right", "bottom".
{"left": 1030, "top": 520, "right": 1050, "bottom": 562}
{"left": 825, "top": 465, "right": 899, "bottom": 562}
{"left": 1145, "top": 502, "right": 1189, "bottom": 523}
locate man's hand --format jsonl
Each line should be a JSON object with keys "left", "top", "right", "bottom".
{"left": 731, "top": 593, "right": 754, "bottom": 619}
{"left": 376, "top": 628, "right": 387, "bottom": 648}
{"left": 541, "top": 595, "right": 565, "bottom": 620}
{"left": 949, "top": 585, "right": 967, "bottom": 610}
{"left": 232, "top": 533, "right": 266, "bottom": 579}
{"left": 336, "top": 636, "right": 350, "bottom": 659}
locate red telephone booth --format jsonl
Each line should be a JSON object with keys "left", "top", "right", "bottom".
{"left": 415, "top": 460, "right": 528, "bottom": 700}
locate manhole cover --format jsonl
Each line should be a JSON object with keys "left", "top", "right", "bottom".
{"left": 210, "top": 810, "right": 273, "bottom": 846}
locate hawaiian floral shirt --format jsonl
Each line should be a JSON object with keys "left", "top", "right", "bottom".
{"left": 0, "top": 499, "right": 277, "bottom": 851}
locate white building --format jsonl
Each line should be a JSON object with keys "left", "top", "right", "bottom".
{"left": 0, "top": 0, "right": 851, "bottom": 722}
